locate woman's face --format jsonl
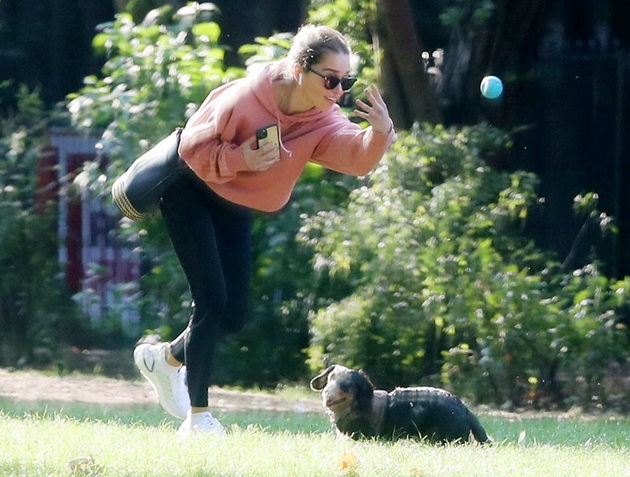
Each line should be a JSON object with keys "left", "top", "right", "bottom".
{"left": 301, "top": 53, "right": 352, "bottom": 111}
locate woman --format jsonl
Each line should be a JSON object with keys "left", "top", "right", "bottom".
{"left": 134, "top": 24, "right": 395, "bottom": 436}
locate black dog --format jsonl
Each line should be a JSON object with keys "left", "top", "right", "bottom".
{"left": 310, "top": 365, "right": 490, "bottom": 444}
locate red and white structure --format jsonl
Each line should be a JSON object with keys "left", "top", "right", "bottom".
{"left": 38, "top": 128, "right": 140, "bottom": 329}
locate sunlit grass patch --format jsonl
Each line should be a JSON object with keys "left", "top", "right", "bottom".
{"left": 1, "top": 402, "right": 629, "bottom": 476}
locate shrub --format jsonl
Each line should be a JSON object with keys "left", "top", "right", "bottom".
{"left": 66, "top": 4, "right": 241, "bottom": 339}
{"left": 0, "top": 87, "right": 81, "bottom": 366}
{"left": 302, "top": 123, "right": 629, "bottom": 408}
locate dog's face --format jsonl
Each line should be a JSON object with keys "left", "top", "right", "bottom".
{"left": 310, "top": 365, "right": 375, "bottom": 416}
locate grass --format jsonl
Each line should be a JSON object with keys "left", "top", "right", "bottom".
{"left": 0, "top": 397, "right": 629, "bottom": 476}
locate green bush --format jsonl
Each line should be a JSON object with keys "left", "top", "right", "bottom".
{"left": 302, "top": 123, "right": 629, "bottom": 408}
{"left": 68, "top": 3, "right": 238, "bottom": 147}
{"left": 66, "top": 4, "right": 242, "bottom": 339}
{"left": 214, "top": 163, "right": 361, "bottom": 386}
{"left": 67, "top": 6, "right": 366, "bottom": 384}
{"left": 0, "top": 87, "right": 82, "bottom": 367}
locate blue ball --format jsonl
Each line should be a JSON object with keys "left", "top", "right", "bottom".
{"left": 480, "top": 75, "right": 503, "bottom": 99}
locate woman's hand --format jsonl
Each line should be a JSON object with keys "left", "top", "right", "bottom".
{"left": 354, "top": 84, "right": 393, "bottom": 135}
{"left": 241, "top": 136, "right": 280, "bottom": 171}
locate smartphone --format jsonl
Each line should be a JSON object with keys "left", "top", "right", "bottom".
{"left": 256, "top": 124, "right": 280, "bottom": 150}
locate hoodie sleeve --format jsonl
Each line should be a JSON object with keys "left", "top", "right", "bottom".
{"left": 310, "top": 114, "right": 395, "bottom": 176}
{"left": 177, "top": 84, "right": 251, "bottom": 184}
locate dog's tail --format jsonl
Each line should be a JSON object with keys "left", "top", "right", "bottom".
{"left": 467, "top": 410, "right": 492, "bottom": 444}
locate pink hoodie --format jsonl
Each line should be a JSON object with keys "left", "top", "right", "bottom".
{"left": 178, "top": 60, "right": 395, "bottom": 212}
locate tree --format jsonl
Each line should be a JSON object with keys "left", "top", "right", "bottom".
{"left": 0, "top": 0, "right": 116, "bottom": 107}
{"left": 375, "top": 0, "right": 442, "bottom": 126}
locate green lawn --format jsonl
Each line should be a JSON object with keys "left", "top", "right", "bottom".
{"left": 1, "top": 397, "right": 629, "bottom": 476}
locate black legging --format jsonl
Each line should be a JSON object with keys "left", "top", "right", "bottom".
{"left": 160, "top": 172, "right": 253, "bottom": 408}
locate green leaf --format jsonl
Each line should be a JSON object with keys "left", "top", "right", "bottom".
{"left": 192, "top": 22, "right": 221, "bottom": 43}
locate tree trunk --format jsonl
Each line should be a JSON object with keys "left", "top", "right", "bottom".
{"left": 375, "top": 0, "right": 442, "bottom": 127}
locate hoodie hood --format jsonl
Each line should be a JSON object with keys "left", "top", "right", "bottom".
{"left": 250, "top": 59, "right": 336, "bottom": 129}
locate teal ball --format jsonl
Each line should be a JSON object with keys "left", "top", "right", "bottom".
{"left": 480, "top": 75, "right": 503, "bottom": 99}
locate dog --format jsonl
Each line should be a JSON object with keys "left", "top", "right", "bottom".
{"left": 310, "top": 365, "right": 490, "bottom": 444}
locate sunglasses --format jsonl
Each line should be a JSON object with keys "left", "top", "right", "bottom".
{"left": 306, "top": 66, "right": 357, "bottom": 91}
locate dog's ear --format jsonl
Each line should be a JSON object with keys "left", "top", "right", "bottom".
{"left": 310, "top": 365, "right": 336, "bottom": 391}
{"left": 358, "top": 369, "right": 375, "bottom": 389}
{"left": 355, "top": 369, "right": 375, "bottom": 411}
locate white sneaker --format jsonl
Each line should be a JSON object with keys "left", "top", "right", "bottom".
{"left": 177, "top": 411, "right": 226, "bottom": 437}
{"left": 133, "top": 342, "right": 191, "bottom": 420}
